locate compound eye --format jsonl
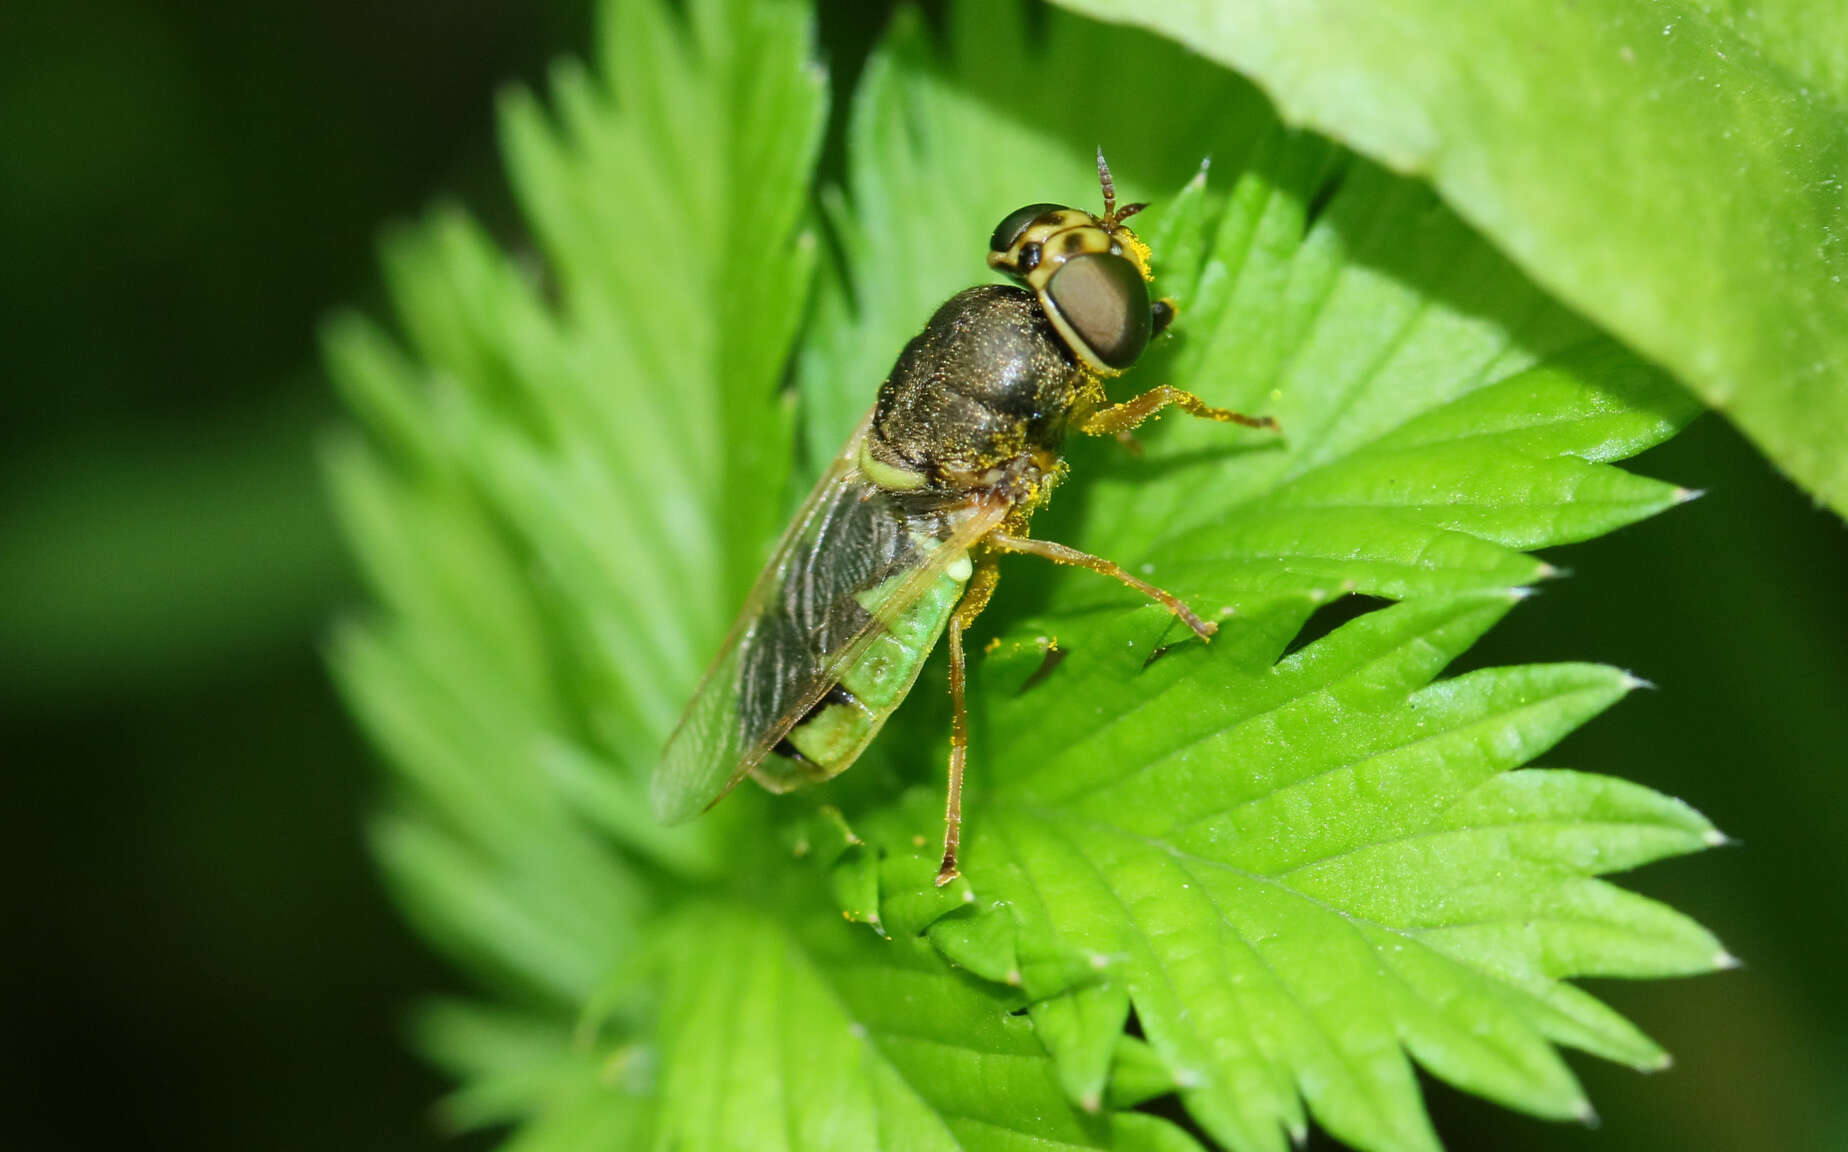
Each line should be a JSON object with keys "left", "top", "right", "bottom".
{"left": 1045, "top": 252, "right": 1152, "bottom": 369}
{"left": 990, "top": 202, "right": 1066, "bottom": 253}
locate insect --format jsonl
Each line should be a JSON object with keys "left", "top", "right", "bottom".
{"left": 654, "top": 152, "right": 1274, "bottom": 885}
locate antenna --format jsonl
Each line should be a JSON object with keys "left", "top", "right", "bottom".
{"left": 1096, "top": 147, "right": 1146, "bottom": 227}
{"left": 1096, "top": 146, "right": 1117, "bottom": 219}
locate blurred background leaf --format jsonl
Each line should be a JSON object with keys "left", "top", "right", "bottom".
{"left": 3, "top": 1, "right": 1844, "bottom": 1151}
{"left": 1050, "top": 0, "right": 1848, "bottom": 520}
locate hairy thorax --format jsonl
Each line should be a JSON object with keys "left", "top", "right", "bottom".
{"left": 861, "top": 285, "right": 1093, "bottom": 500}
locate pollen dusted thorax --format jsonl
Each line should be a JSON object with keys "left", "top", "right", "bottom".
{"left": 862, "top": 284, "right": 1091, "bottom": 502}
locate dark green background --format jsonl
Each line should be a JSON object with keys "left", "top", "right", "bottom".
{"left": 3, "top": 2, "right": 1841, "bottom": 1149}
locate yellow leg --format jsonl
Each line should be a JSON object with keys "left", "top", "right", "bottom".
{"left": 987, "top": 531, "right": 1217, "bottom": 641}
{"left": 1080, "top": 385, "right": 1277, "bottom": 438}
{"left": 937, "top": 557, "right": 1001, "bottom": 887}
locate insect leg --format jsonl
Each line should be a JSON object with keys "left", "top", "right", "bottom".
{"left": 937, "top": 555, "right": 1001, "bottom": 887}
{"left": 1079, "top": 384, "right": 1277, "bottom": 438}
{"left": 986, "top": 531, "right": 1217, "bottom": 642}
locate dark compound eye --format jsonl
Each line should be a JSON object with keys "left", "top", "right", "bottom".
{"left": 990, "top": 202, "right": 1066, "bottom": 253}
{"left": 1044, "top": 252, "right": 1152, "bottom": 369}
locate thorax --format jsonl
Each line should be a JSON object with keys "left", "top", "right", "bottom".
{"left": 862, "top": 284, "right": 1097, "bottom": 504}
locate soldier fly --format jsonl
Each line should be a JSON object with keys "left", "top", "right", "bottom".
{"left": 655, "top": 152, "right": 1275, "bottom": 885}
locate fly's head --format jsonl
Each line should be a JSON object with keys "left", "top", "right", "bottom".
{"left": 985, "top": 150, "right": 1169, "bottom": 375}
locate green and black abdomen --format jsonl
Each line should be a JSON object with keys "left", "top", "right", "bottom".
{"left": 739, "top": 477, "right": 975, "bottom": 789}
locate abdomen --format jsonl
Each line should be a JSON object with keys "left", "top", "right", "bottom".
{"left": 750, "top": 549, "right": 972, "bottom": 790}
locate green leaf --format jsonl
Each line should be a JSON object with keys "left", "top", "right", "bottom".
{"left": 806, "top": 5, "right": 1726, "bottom": 1150}
{"left": 1046, "top": 0, "right": 1848, "bottom": 518}
{"left": 643, "top": 896, "right": 1202, "bottom": 1152}
{"left": 326, "top": 0, "right": 1730, "bottom": 1149}
{"left": 327, "top": 0, "right": 1189, "bottom": 1145}
{"left": 876, "top": 598, "right": 1722, "bottom": 1152}
{"left": 412, "top": 1000, "right": 594, "bottom": 1134}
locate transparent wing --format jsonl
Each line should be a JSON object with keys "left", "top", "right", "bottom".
{"left": 652, "top": 412, "right": 1007, "bottom": 823}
